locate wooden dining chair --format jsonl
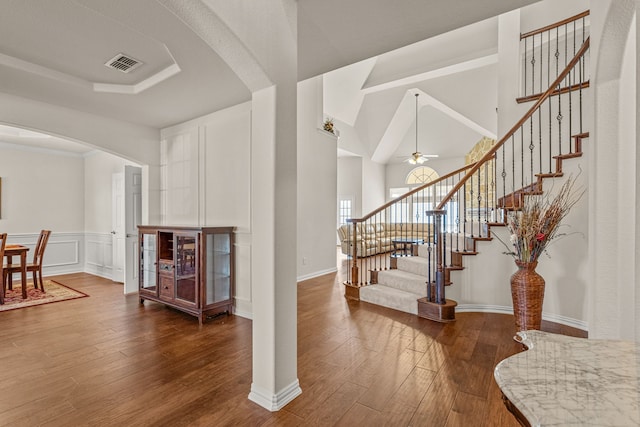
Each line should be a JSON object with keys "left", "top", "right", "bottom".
{"left": 0, "top": 233, "right": 7, "bottom": 304}
{"left": 4, "top": 230, "right": 51, "bottom": 293}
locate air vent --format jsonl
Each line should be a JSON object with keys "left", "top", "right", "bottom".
{"left": 104, "top": 53, "right": 143, "bottom": 73}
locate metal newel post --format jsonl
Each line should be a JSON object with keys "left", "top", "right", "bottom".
{"left": 427, "top": 209, "right": 446, "bottom": 304}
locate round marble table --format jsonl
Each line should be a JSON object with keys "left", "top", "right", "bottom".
{"left": 494, "top": 330, "right": 640, "bottom": 426}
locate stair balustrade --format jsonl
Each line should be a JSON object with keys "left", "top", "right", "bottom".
{"left": 343, "top": 13, "right": 590, "bottom": 321}
{"left": 519, "top": 10, "right": 590, "bottom": 103}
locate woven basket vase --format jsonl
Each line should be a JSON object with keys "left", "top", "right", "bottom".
{"left": 510, "top": 260, "right": 545, "bottom": 331}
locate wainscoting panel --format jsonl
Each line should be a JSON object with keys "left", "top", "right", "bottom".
{"left": 233, "top": 231, "right": 252, "bottom": 319}
{"left": 5, "top": 232, "right": 85, "bottom": 281}
{"left": 84, "top": 232, "right": 113, "bottom": 279}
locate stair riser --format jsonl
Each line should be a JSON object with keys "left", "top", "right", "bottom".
{"left": 360, "top": 285, "right": 419, "bottom": 315}
{"left": 376, "top": 271, "right": 427, "bottom": 295}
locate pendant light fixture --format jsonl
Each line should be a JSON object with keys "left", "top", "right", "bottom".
{"left": 406, "top": 93, "right": 438, "bottom": 164}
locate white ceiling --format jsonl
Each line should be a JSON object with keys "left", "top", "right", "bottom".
{"left": 0, "top": 0, "right": 540, "bottom": 156}
{"left": 324, "top": 16, "right": 502, "bottom": 163}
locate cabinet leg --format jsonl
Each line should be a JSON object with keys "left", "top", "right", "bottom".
{"left": 139, "top": 298, "right": 144, "bottom": 305}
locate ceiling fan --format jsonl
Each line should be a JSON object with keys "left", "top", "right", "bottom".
{"left": 404, "top": 93, "right": 438, "bottom": 164}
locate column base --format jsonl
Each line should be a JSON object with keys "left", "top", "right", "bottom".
{"left": 417, "top": 298, "right": 457, "bottom": 323}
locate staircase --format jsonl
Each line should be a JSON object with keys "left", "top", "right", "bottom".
{"left": 344, "top": 11, "right": 591, "bottom": 321}
{"left": 361, "top": 131, "right": 589, "bottom": 316}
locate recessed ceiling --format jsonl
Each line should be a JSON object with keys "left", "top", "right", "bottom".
{"left": 0, "top": 0, "right": 543, "bottom": 156}
{"left": 0, "top": 0, "right": 251, "bottom": 129}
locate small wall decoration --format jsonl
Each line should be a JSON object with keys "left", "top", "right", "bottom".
{"left": 323, "top": 117, "right": 335, "bottom": 134}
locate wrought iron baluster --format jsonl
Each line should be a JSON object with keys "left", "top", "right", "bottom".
{"left": 511, "top": 134, "right": 515, "bottom": 206}
{"left": 469, "top": 173, "right": 475, "bottom": 238}
{"left": 501, "top": 144, "right": 507, "bottom": 219}
{"left": 520, "top": 126, "right": 524, "bottom": 190}
{"left": 477, "top": 168, "right": 481, "bottom": 237}
{"left": 531, "top": 35, "right": 535, "bottom": 96}
{"left": 524, "top": 37, "right": 528, "bottom": 96}
{"left": 427, "top": 214, "right": 432, "bottom": 301}
{"left": 529, "top": 116, "right": 535, "bottom": 185}
{"left": 547, "top": 29, "right": 551, "bottom": 93}
{"left": 539, "top": 32, "right": 543, "bottom": 94}
{"left": 462, "top": 180, "right": 467, "bottom": 250}
{"left": 569, "top": 67, "right": 573, "bottom": 153}
{"left": 557, "top": 82, "right": 563, "bottom": 155}
{"left": 538, "top": 94, "right": 543, "bottom": 173}
{"left": 548, "top": 95, "right": 553, "bottom": 172}
{"left": 554, "top": 27, "right": 560, "bottom": 82}
{"left": 491, "top": 152, "right": 497, "bottom": 223}
{"left": 484, "top": 160, "right": 489, "bottom": 231}
{"left": 442, "top": 210, "right": 448, "bottom": 282}
{"left": 579, "top": 17, "right": 585, "bottom": 134}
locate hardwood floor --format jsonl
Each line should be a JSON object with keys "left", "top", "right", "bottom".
{"left": 0, "top": 265, "right": 585, "bottom": 426}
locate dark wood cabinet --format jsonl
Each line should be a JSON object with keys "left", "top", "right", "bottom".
{"left": 138, "top": 226, "right": 235, "bottom": 324}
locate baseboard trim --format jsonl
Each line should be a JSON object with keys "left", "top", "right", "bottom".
{"left": 297, "top": 267, "right": 338, "bottom": 283}
{"left": 456, "top": 304, "right": 588, "bottom": 332}
{"left": 248, "top": 380, "right": 302, "bottom": 411}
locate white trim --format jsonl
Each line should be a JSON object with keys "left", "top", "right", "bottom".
{"left": 0, "top": 141, "right": 86, "bottom": 157}
{"left": 233, "top": 301, "right": 253, "bottom": 320}
{"left": 248, "top": 380, "right": 302, "bottom": 412}
{"left": 297, "top": 267, "right": 338, "bottom": 283}
{"left": 45, "top": 240, "right": 79, "bottom": 267}
{"left": 456, "top": 303, "right": 588, "bottom": 332}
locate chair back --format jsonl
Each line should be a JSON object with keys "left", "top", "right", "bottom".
{"left": 32, "top": 230, "right": 51, "bottom": 266}
{"left": 0, "top": 233, "right": 6, "bottom": 263}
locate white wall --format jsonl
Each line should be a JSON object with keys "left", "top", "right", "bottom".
{"left": 0, "top": 143, "right": 84, "bottom": 233}
{"left": 337, "top": 157, "right": 363, "bottom": 218}
{"left": 0, "top": 143, "right": 86, "bottom": 277}
{"left": 84, "top": 151, "right": 140, "bottom": 233}
{"left": 297, "top": 77, "right": 338, "bottom": 281}
{"left": 361, "top": 157, "right": 385, "bottom": 214}
{"left": 160, "top": 101, "right": 253, "bottom": 318}
{"left": 84, "top": 151, "right": 140, "bottom": 279}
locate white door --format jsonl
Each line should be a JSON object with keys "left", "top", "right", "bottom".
{"left": 124, "top": 166, "right": 142, "bottom": 294}
{"left": 112, "top": 172, "right": 126, "bottom": 283}
{"left": 112, "top": 166, "right": 142, "bottom": 293}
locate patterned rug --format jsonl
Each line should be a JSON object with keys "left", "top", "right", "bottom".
{"left": 0, "top": 280, "right": 88, "bottom": 312}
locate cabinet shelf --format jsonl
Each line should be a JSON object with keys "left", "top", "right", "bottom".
{"left": 138, "top": 226, "right": 235, "bottom": 325}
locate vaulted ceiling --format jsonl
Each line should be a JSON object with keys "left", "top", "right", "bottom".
{"left": 0, "top": 0, "right": 540, "bottom": 155}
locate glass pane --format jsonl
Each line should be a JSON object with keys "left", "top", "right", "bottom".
{"left": 175, "top": 234, "right": 196, "bottom": 303}
{"left": 176, "top": 277, "right": 196, "bottom": 302}
{"left": 141, "top": 233, "right": 156, "bottom": 290}
{"left": 206, "top": 233, "right": 230, "bottom": 305}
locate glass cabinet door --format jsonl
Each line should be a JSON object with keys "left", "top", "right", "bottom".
{"left": 205, "top": 232, "right": 231, "bottom": 305}
{"left": 140, "top": 232, "right": 157, "bottom": 292}
{"left": 175, "top": 232, "right": 198, "bottom": 305}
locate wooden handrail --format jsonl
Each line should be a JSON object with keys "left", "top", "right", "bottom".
{"left": 520, "top": 10, "right": 589, "bottom": 40}
{"left": 347, "top": 162, "right": 478, "bottom": 224}
{"left": 435, "top": 36, "right": 590, "bottom": 211}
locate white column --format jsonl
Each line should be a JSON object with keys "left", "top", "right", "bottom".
{"left": 247, "top": 0, "right": 300, "bottom": 409}
{"left": 249, "top": 82, "right": 301, "bottom": 410}
{"left": 589, "top": 0, "right": 638, "bottom": 339}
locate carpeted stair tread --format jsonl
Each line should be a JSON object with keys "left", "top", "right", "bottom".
{"left": 360, "top": 284, "right": 422, "bottom": 315}
{"left": 376, "top": 269, "right": 428, "bottom": 295}
{"left": 396, "top": 256, "right": 431, "bottom": 277}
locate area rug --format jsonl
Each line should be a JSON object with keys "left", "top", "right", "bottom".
{"left": 0, "top": 280, "right": 88, "bottom": 312}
